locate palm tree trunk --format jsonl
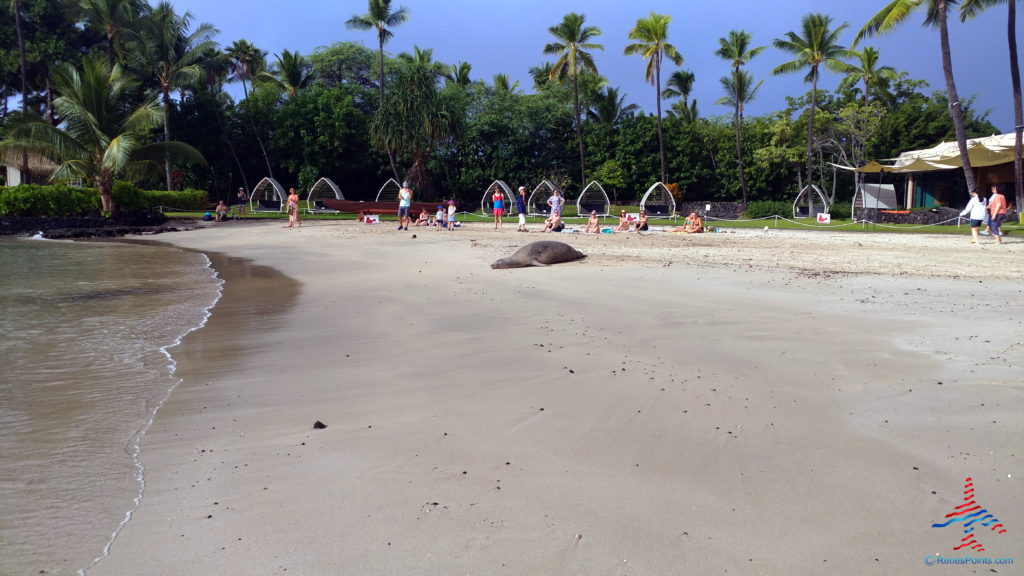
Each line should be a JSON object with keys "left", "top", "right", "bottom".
{"left": 655, "top": 60, "right": 666, "bottom": 184}
{"left": 937, "top": 1, "right": 979, "bottom": 195}
{"left": 163, "top": 89, "right": 173, "bottom": 191}
{"left": 573, "top": 75, "right": 586, "bottom": 189}
{"left": 806, "top": 71, "right": 818, "bottom": 215}
{"left": 379, "top": 35, "right": 401, "bottom": 181}
{"left": 239, "top": 78, "right": 275, "bottom": 179}
{"left": 13, "top": 0, "right": 31, "bottom": 183}
{"left": 735, "top": 106, "right": 747, "bottom": 207}
{"left": 1007, "top": 0, "right": 1023, "bottom": 215}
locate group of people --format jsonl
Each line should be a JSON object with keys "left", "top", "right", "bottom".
{"left": 960, "top": 183, "right": 1008, "bottom": 245}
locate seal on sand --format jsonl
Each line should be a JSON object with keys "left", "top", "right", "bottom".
{"left": 491, "top": 241, "right": 586, "bottom": 269}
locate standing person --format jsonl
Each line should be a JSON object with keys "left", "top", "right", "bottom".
{"left": 492, "top": 186, "right": 505, "bottom": 230}
{"left": 516, "top": 186, "right": 528, "bottom": 232}
{"left": 397, "top": 181, "right": 413, "bottom": 230}
{"left": 285, "top": 188, "right": 301, "bottom": 228}
{"left": 547, "top": 188, "right": 564, "bottom": 217}
{"left": 987, "top": 183, "right": 1007, "bottom": 246}
{"left": 235, "top": 187, "right": 248, "bottom": 220}
{"left": 959, "top": 190, "right": 987, "bottom": 244}
{"left": 435, "top": 204, "right": 445, "bottom": 230}
{"left": 446, "top": 199, "right": 457, "bottom": 231}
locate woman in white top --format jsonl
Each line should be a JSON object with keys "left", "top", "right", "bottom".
{"left": 960, "top": 191, "right": 988, "bottom": 244}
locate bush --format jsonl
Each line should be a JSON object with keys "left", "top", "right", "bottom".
{"left": 140, "top": 188, "right": 208, "bottom": 211}
{"left": 0, "top": 184, "right": 101, "bottom": 217}
{"left": 827, "top": 203, "right": 851, "bottom": 220}
{"left": 744, "top": 201, "right": 791, "bottom": 219}
{"left": 112, "top": 181, "right": 146, "bottom": 212}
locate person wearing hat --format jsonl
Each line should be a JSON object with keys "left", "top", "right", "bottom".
{"left": 435, "top": 204, "right": 446, "bottom": 230}
{"left": 397, "top": 181, "right": 413, "bottom": 230}
{"left": 446, "top": 199, "right": 457, "bottom": 231}
{"left": 235, "top": 186, "right": 248, "bottom": 220}
{"left": 516, "top": 186, "right": 528, "bottom": 232}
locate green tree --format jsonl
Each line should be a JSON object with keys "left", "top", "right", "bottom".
{"left": 588, "top": 86, "right": 638, "bottom": 126}
{"left": 224, "top": 39, "right": 273, "bottom": 178}
{"left": 1, "top": 56, "right": 203, "bottom": 210}
{"left": 961, "top": 0, "right": 1022, "bottom": 212}
{"left": 716, "top": 69, "right": 762, "bottom": 206}
{"left": 544, "top": 12, "right": 603, "bottom": 189}
{"left": 839, "top": 46, "right": 899, "bottom": 102}
{"left": 9, "top": 0, "right": 27, "bottom": 115}
{"left": 446, "top": 61, "right": 472, "bottom": 87}
{"left": 661, "top": 69, "right": 694, "bottom": 106}
{"left": 715, "top": 29, "right": 764, "bottom": 206}
{"left": 73, "top": 0, "right": 144, "bottom": 65}
{"left": 857, "top": 0, "right": 979, "bottom": 195}
{"left": 773, "top": 12, "right": 853, "bottom": 208}
{"left": 133, "top": 1, "right": 218, "bottom": 190}
{"left": 625, "top": 12, "right": 683, "bottom": 184}
{"left": 346, "top": 0, "right": 408, "bottom": 180}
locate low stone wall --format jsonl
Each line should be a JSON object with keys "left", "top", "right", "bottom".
{"left": 855, "top": 207, "right": 962, "bottom": 225}
{"left": 0, "top": 211, "right": 177, "bottom": 238}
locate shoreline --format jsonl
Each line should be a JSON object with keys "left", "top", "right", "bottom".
{"left": 90, "top": 222, "right": 1021, "bottom": 575}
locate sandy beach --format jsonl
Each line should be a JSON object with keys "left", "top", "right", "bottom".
{"left": 88, "top": 220, "right": 1021, "bottom": 575}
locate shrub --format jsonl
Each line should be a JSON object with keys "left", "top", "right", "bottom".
{"left": 744, "top": 201, "right": 791, "bottom": 220}
{"left": 0, "top": 184, "right": 101, "bottom": 217}
{"left": 140, "top": 188, "right": 208, "bottom": 211}
{"left": 827, "top": 203, "right": 851, "bottom": 220}
{"left": 112, "top": 181, "right": 146, "bottom": 212}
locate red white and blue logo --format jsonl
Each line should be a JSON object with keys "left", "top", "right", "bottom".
{"left": 931, "top": 477, "right": 1007, "bottom": 552}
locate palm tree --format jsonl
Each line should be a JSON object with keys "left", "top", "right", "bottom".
{"left": 74, "top": 0, "right": 145, "bottom": 65}
{"left": 773, "top": 13, "right": 853, "bottom": 208}
{"left": 224, "top": 39, "right": 273, "bottom": 178}
{"left": 9, "top": 0, "right": 30, "bottom": 181}
{"left": 625, "top": 12, "right": 683, "bottom": 184}
{"left": 346, "top": 0, "right": 409, "bottom": 181}
{"left": 544, "top": 12, "right": 603, "bottom": 189}
{"left": 961, "top": 0, "right": 1022, "bottom": 213}
{"left": 492, "top": 73, "right": 521, "bottom": 95}
{"left": 839, "top": 46, "right": 899, "bottom": 101}
{"left": 588, "top": 86, "right": 639, "bottom": 125}
{"left": 397, "top": 46, "right": 447, "bottom": 78}
{"left": 661, "top": 69, "right": 695, "bottom": 106}
{"left": 1, "top": 57, "right": 203, "bottom": 211}
{"left": 668, "top": 98, "right": 699, "bottom": 123}
{"left": 528, "top": 62, "right": 554, "bottom": 89}
{"left": 257, "top": 50, "right": 312, "bottom": 97}
{"left": 716, "top": 69, "right": 763, "bottom": 207}
{"left": 134, "top": 1, "right": 218, "bottom": 191}
{"left": 716, "top": 30, "right": 764, "bottom": 207}
{"left": 856, "top": 1, "right": 979, "bottom": 196}
{"left": 445, "top": 61, "right": 472, "bottom": 87}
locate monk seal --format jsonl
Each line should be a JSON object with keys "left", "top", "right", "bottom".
{"left": 491, "top": 241, "right": 586, "bottom": 269}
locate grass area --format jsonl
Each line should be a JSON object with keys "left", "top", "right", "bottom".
{"left": 164, "top": 209, "right": 1019, "bottom": 235}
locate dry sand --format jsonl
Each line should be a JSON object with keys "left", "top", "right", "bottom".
{"left": 91, "top": 221, "right": 1021, "bottom": 575}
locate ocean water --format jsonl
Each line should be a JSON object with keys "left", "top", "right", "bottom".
{"left": 0, "top": 236, "right": 222, "bottom": 576}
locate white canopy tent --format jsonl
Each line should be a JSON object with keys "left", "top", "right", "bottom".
{"left": 888, "top": 133, "right": 1019, "bottom": 172}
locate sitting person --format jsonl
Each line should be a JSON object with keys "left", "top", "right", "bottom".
{"left": 358, "top": 209, "right": 378, "bottom": 224}
{"left": 670, "top": 211, "right": 704, "bottom": 234}
{"left": 215, "top": 201, "right": 229, "bottom": 222}
{"left": 584, "top": 210, "right": 601, "bottom": 233}
{"left": 614, "top": 210, "right": 631, "bottom": 232}
{"left": 414, "top": 208, "right": 430, "bottom": 226}
{"left": 542, "top": 212, "right": 564, "bottom": 233}
{"left": 632, "top": 210, "right": 649, "bottom": 232}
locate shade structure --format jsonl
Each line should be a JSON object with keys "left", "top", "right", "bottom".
{"left": 374, "top": 178, "right": 402, "bottom": 202}
{"left": 639, "top": 182, "right": 675, "bottom": 217}
{"left": 576, "top": 181, "right": 610, "bottom": 217}
{"left": 250, "top": 177, "right": 287, "bottom": 211}
{"left": 889, "top": 132, "right": 1019, "bottom": 172}
{"left": 852, "top": 182, "right": 897, "bottom": 210}
{"left": 527, "top": 180, "right": 565, "bottom": 216}
{"left": 307, "top": 177, "right": 344, "bottom": 212}
{"left": 792, "top": 184, "right": 829, "bottom": 217}
{"left": 480, "top": 180, "right": 514, "bottom": 215}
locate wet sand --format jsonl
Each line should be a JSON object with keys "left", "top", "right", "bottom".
{"left": 91, "top": 221, "right": 1022, "bottom": 575}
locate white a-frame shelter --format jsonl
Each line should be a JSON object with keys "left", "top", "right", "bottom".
{"left": 640, "top": 182, "right": 675, "bottom": 217}
{"left": 374, "top": 178, "right": 402, "bottom": 202}
{"left": 250, "top": 177, "right": 287, "bottom": 212}
{"left": 480, "top": 180, "right": 514, "bottom": 215}
{"left": 527, "top": 180, "right": 564, "bottom": 216}
{"left": 576, "top": 181, "right": 610, "bottom": 216}
{"left": 307, "top": 177, "right": 344, "bottom": 212}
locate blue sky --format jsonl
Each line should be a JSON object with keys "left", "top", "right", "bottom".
{"left": 170, "top": 0, "right": 1018, "bottom": 134}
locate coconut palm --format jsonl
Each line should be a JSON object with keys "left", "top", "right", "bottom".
{"left": 445, "top": 61, "right": 472, "bottom": 87}
{"left": 961, "top": 0, "right": 1022, "bottom": 211}
{"left": 134, "top": 1, "right": 218, "bottom": 191}
{"left": 346, "top": 0, "right": 409, "bottom": 180}
{"left": 1, "top": 56, "right": 203, "bottom": 211}
{"left": 856, "top": 1, "right": 978, "bottom": 195}
{"left": 225, "top": 39, "right": 266, "bottom": 99}
{"left": 773, "top": 13, "right": 853, "bottom": 207}
{"left": 492, "top": 73, "right": 521, "bottom": 95}
{"left": 588, "top": 86, "right": 639, "bottom": 126}
{"left": 74, "top": 0, "right": 145, "bottom": 65}
{"left": 716, "top": 69, "right": 763, "bottom": 207}
{"left": 528, "top": 62, "right": 554, "bottom": 90}
{"left": 668, "top": 98, "right": 699, "bottom": 123}
{"left": 839, "top": 46, "right": 899, "bottom": 101}
{"left": 716, "top": 30, "right": 764, "bottom": 207}
{"left": 257, "top": 50, "right": 312, "bottom": 97}
{"left": 544, "top": 12, "right": 603, "bottom": 189}
{"left": 10, "top": 0, "right": 27, "bottom": 114}
{"left": 625, "top": 12, "right": 683, "bottom": 184}
{"left": 397, "top": 46, "right": 447, "bottom": 78}
{"left": 661, "top": 69, "right": 695, "bottom": 106}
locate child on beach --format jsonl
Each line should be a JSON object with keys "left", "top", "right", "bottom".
{"left": 435, "top": 205, "right": 446, "bottom": 230}
{"left": 446, "top": 200, "right": 457, "bottom": 231}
